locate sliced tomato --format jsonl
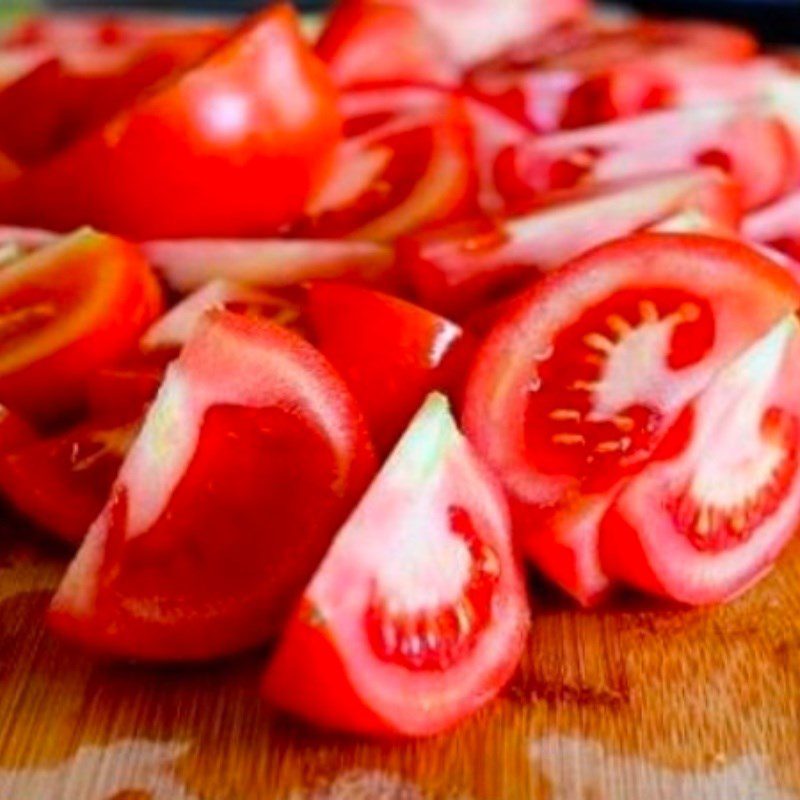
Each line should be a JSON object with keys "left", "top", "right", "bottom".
{"left": 141, "top": 238, "right": 395, "bottom": 294}
{"left": 0, "top": 405, "right": 36, "bottom": 453}
{"left": 0, "top": 30, "right": 223, "bottom": 166}
{"left": 307, "top": 282, "right": 473, "bottom": 454}
{"left": 0, "top": 412, "right": 141, "bottom": 546}
{"left": 498, "top": 101, "right": 796, "bottom": 211}
{"left": 0, "top": 6, "right": 341, "bottom": 240}
{"left": 316, "top": 1, "right": 458, "bottom": 88}
{"left": 467, "top": 19, "right": 760, "bottom": 132}
{"left": 462, "top": 234, "right": 800, "bottom": 602}
{"left": 600, "top": 315, "right": 800, "bottom": 604}
{"left": 744, "top": 188, "right": 800, "bottom": 261}
{"left": 49, "top": 310, "right": 376, "bottom": 661}
{"left": 141, "top": 279, "right": 303, "bottom": 352}
{"left": 0, "top": 228, "right": 162, "bottom": 421}
{"left": 401, "top": 169, "right": 741, "bottom": 317}
{"left": 262, "top": 393, "right": 529, "bottom": 737}
{"left": 295, "top": 103, "right": 478, "bottom": 243}
{"left": 87, "top": 351, "right": 170, "bottom": 420}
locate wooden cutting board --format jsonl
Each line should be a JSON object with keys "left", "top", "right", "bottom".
{"left": 0, "top": 522, "right": 799, "bottom": 800}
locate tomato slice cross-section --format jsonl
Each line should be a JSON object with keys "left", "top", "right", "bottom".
{"left": 601, "top": 315, "right": 800, "bottom": 604}
{"left": 462, "top": 233, "right": 800, "bottom": 603}
{"left": 0, "top": 227, "right": 162, "bottom": 420}
{"left": 49, "top": 310, "right": 376, "bottom": 661}
{"left": 262, "top": 393, "right": 529, "bottom": 737}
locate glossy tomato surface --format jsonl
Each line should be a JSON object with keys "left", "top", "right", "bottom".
{"left": 307, "top": 282, "right": 473, "bottom": 454}
{"left": 50, "top": 311, "right": 376, "bottom": 661}
{"left": 0, "top": 5, "right": 341, "bottom": 240}
{"left": 0, "top": 228, "right": 162, "bottom": 421}
{"left": 262, "top": 393, "right": 529, "bottom": 737}
{"left": 463, "top": 234, "right": 800, "bottom": 603}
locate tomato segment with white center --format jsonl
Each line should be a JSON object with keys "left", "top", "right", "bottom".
{"left": 262, "top": 393, "right": 529, "bottom": 737}
{"left": 601, "top": 315, "right": 800, "bottom": 604}
{"left": 463, "top": 234, "right": 800, "bottom": 602}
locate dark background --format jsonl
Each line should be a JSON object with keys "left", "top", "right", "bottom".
{"left": 46, "top": 0, "right": 800, "bottom": 43}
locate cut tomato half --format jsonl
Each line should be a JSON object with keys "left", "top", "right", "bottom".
{"left": 308, "top": 282, "right": 473, "bottom": 455}
{"left": 142, "top": 238, "right": 395, "bottom": 294}
{"left": 316, "top": 1, "right": 458, "bottom": 88}
{"left": 0, "top": 228, "right": 162, "bottom": 420}
{"left": 0, "top": 412, "right": 141, "bottom": 546}
{"left": 498, "top": 100, "right": 796, "bottom": 211}
{"left": 0, "top": 5, "right": 341, "bottom": 239}
{"left": 50, "top": 310, "right": 376, "bottom": 661}
{"left": 401, "top": 169, "right": 741, "bottom": 317}
{"left": 462, "top": 234, "right": 800, "bottom": 602}
{"left": 262, "top": 393, "right": 529, "bottom": 737}
{"left": 295, "top": 103, "right": 478, "bottom": 242}
{"left": 601, "top": 315, "right": 800, "bottom": 604}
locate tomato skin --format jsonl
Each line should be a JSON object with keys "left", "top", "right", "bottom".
{"left": 50, "top": 311, "right": 376, "bottom": 661}
{"left": 0, "top": 229, "right": 162, "bottom": 421}
{"left": 0, "top": 6, "right": 341, "bottom": 240}
{"left": 462, "top": 234, "right": 800, "bottom": 602}
{"left": 400, "top": 170, "right": 741, "bottom": 318}
{"left": 262, "top": 394, "right": 529, "bottom": 737}
{"left": 307, "top": 282, "right": 473, "bottom": 455}
{"left": 87, "top": 351, "right": 171, "bottom": 420}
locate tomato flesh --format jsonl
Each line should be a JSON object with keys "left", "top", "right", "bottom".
{"left": 601, "top": 316, "right": 800, "bottom": 604}
{"left": 307, "top": 282, "right": 473, "bottom": 455}
{"left": 0, "top": 228, "right": 162, "bottom": 420}
{"left": 463, "top": 234, "right": 800, "bottom": 603}
{"left": 0, "top": 6, "right": 341, "bottom": 240}
{"left": 262, "top": 393, "right": 529, "bottom": 737}
{"left": 49, "top": 311, "right": 376, "bottom": 661}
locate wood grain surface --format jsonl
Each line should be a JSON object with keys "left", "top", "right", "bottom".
{"left": 1, "top": 520, "right": 799, "bottom": 800}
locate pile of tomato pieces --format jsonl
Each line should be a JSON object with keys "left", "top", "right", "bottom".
{"left": 2, "top": 0, "right": 800, "bottom": 738}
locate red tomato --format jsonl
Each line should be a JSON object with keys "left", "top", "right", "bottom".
{"left": 49, "top": 311, "right": 376, "bottom": 661}
{"left": 262, "top": 393, "right": 529, "bottom": 737}
{"left": 307, "top": 282, "right": 473, "bottom": 454}
{"left": 0, "top": 5, "right": 341, "bottom": 240}
{"left": 87, "top": 352, "right": 169, "bottom": 420}
{"left": 0, "top": 31, "right": 224, "bottom": 166}
{"left": 467, "top": 19, "right": 759, "bottom": 132}
{"left": 0, "top": 228, "right": 162, "bottom": 421}
{"left": 141, "top": 237, "right": 395, "bottom": 294}
{"left": 0, "top": 405, "right": 36, "bottom": 453}
{"left": 316, "top": 1, "right": 458, "bottom": 88}
{"left": 401, "top": 169, "right": 741, "bottom": 317}
{"left": 0, "top": 413, "right": 141, "bottom": 546}
{"left": 498, "top": 102, "right": 796, "bottom": 211}
{"left": 462, "top": 234, "right": 800, "bottom": 603}
{"left": 295, "top": 103, "right": 478, "bottom": 242}
{"left": 601, "top": 315, "right": 800, "bottom": 604}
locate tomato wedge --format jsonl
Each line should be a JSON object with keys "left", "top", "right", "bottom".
{"left": 308, "top": 282, "right": 473, "bottom": 454}
{"left": 295, "top": 103, "right": 477, "bottom": 242}
{"left": 498, "top": 100, "right": 796, "bottom": 210}
{"left": 50, "top": 310, "right": 376, "bottom": 661}
{"left": 462, "top": 234, "right": 800, "bottom": 603}
{"left": 467, "top": 19, "right": 760, "bottom": 132}
{"left": 141, "top": 238, "right": 395, "bottom": 294}
{"left": 0, "top": 412, "right": 141, "bottom": 546}
{"left": 401, "top": 169, "right": 741, "bottom": 317}
{"left": 262, "top": 393, "right": 529, "bottom": 737}
{"left": 0, "top": 228, "right": 162, "bottom": 420}
{"left": 601, "top": 315, "right": 800, "bottom": 604}
{"left": 87, "top": 351, "right": 170, "bottom": 421}
{"left": 316, "top": 1, "right": 458, "bottom": 88}
{"left": 0, "top": 5, "right": 341, "bottom": 240}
